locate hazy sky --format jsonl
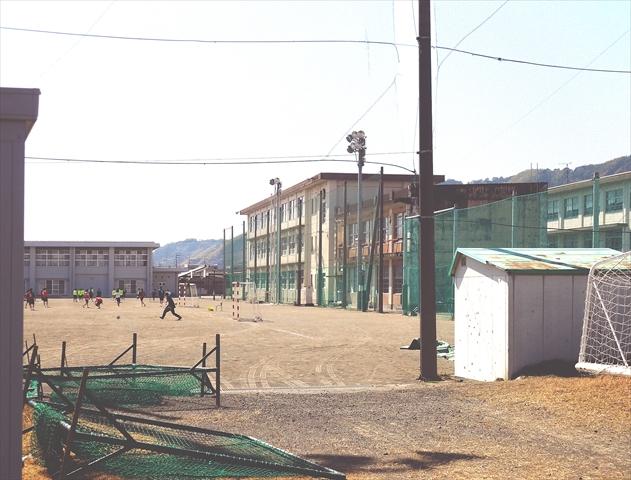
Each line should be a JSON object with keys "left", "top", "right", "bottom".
{"left": 1, "top": 0, "right": 629, "bottom": 245}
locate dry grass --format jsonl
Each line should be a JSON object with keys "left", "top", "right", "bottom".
{"left": 22, "top": 299, "right": 631, "bottom": 479}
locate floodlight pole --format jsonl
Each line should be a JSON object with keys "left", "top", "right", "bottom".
{"left": 418, "top": 0, "right": 438, "bottom": 380}
{"left": 357, "top": 155, "right": 363, "bottom": 310}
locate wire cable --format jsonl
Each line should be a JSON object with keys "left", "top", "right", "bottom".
{"left": 435, "top": 45, "right": 631, "bottom": 74}
{"left": 436, "top": 0, "right": 510, "bottom": 71}
{"left": 25, "top": 155, "right": 417, "bottom": 173}
{"left": 2, "top": 26, "right": 628, "bottom": 73}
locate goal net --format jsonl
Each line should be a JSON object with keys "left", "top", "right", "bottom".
{"left": 232, "top": 282, "right": 263, "bottom": 322}
{"left": 177, "top": 283, "right": 200, "bottom": 308}
{"left": 576, "top": 251, "right": 631, "bottom": 376}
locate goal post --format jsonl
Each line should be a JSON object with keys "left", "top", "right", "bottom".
{"left": 231, "top": 281, "right": 263, "bottom": 322}
{"left": 576, "top": 251, "right": 631, "bottom": 376}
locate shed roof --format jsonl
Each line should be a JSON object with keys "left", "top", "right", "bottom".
{"left": 450, "top": 248, "right": 622, "bottom": 275}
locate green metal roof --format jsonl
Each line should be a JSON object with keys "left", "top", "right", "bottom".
{"left": 449, "top": 248, "right": 622, "bottom": 276}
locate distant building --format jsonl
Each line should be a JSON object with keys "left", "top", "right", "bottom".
{"left": 152, "top": 266, "right": 185, "bottom": 294}
{"left": 23, "top": 241, "right": 159, "bottom": 296}
{"left": 547, "top": 171, "right": 630, "bottom": 251}
{"left": 239, "top": 171, "right": 546, "bottom": 309}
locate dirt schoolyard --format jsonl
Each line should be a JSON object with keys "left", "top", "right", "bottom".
{"left": 24, "top": 298, "right": 631, "bottom": 479}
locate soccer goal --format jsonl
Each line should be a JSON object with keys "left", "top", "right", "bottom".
{"left": 232, "top": 281, "right": 263, "bottom": 322}
{"left": 576, "top": 251, "right": 631, "bottom": 376}
{"left": 178, "top": 283, "right": 200, "bottom": 308}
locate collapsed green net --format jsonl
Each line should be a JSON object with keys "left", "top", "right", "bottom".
{"left": 29, "top": 402, "right": 344, "bottom": 479}
{"left": 45, "top": 364, "right": 206, "bottom": 406}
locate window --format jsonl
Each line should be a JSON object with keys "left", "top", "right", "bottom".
{"left": 24, "top": 248, "right": 30, "bottom": 266}
{"left": 605, "top": 189, "right": 623, "bottom": 212}
{"left": 289, "top": 234, "right": 296, "bottom": 254}
{"left": 36, "top": 248, "right": 70, "bottom": 266}
{"left": 394, "top": 213, "right": 404, "bottom": 238}
{"left": 547, "top": 200, "right": 559, "bottom": 221}
{"left": 605, "top": 230, "right": 622, "bottom": 251}
{"left": 114, "top": 249, "right": 148, "bottom": 266}
{"left": 548, "top": 236, "right": 558, "bottom": 248}
{"left": 75, "top": 249, "right": 109, "bottom": 267}
{"left": 117, "top": 279, "right": 144, "bottom": 294}
{"left": 583, "top": 194, "right": 593, "bottom": 215}
{"left": 564, "top": 234, "right": 578, "bottom": 248}
{"left": 582, "top": 231, "right": 593, "bottom": 248}
{"left": 281, "top": 236, "right": 288, "bottom": 256}
{"left": 38, "top": 279, "right": 66, "bottom": 296}
{"left": 288, "top": 200, "right": 294, "bottom": 220}
{"left": 563, "top": 197, "right": 579, "bottom": 218}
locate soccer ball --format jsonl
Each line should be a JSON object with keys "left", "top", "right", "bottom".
{"left": 116, "top": 315, "right": 120, "bottom": 319}
{"left": 208, "top": 306, "right": 214, "bottom": 312}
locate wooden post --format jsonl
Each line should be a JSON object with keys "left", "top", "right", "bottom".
{"left": 59, "top": 368, "right": 90, "bottom": 479}
{"left": 132, "top": 333, "right": 137, "bottom": 364}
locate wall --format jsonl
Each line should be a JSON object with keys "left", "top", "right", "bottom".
{"left": 510, "top": 274, "right": 587, "bottom": 377}
{"left": 454, "top": 258, "right": 509, "bottom": 381}
{"left": 0, "top": 87, "right": 39, "bottom": 480}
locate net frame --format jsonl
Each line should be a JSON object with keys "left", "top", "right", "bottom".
{"left": 232, "top": 281, "right": 263, "bottom": 322}
{"left": 576, "top": 251, "right": 631, "bottom": 376}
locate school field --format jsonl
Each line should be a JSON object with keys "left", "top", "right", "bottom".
{"left": 24, "top": 298, "right": 631, "bottom": 479}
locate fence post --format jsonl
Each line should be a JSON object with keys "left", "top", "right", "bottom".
{"left": 215, "top": 334, "right": 221, "bottom": 407}
{"left": 132, "top": 333, "right": 137, "bottom": 364}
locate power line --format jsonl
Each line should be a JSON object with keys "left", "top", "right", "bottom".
{"left": 435, "top": 45, "right": 631, "bottom": 74}
{"left": 436, "top": 0, "right": 509, "bottom": 71}
{"left": 25, "top": 155, "right": 417, "bottom": 173}
{"left": 2, "top": 25, "right": 629, "bottom": 73}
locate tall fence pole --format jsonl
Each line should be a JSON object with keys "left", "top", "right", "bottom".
{"left": 342, "top": 181, "right": 348, "bottom": 308}
{"left": 511, "top": 190, "right": 517, "bottom": 248}
{"left": 317, "top": 189, "right": 324, "bottom": 306}
{"left": 230, "top": 226, "right": 234, "bottom": 298}
{"left": 593, "top": 172, "right": 600, "bottom": 247}
{"left": 418, "top": 0, "right": 438, "bottom": 379}
{"left": 378, "top": 168, "right": 384, "bottom": 313}
{"left": 296, "top": 198, "right": 303, "bottom": 305}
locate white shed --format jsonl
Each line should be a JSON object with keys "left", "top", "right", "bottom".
{"left": 450, "top": 248, "right": 621, "bottom": 381}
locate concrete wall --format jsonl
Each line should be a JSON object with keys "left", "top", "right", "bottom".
{"left": 0, "top": 87, "right": 39, "bottom": 480}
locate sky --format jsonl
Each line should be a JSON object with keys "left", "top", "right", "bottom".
{"left": 1, "top": 0, "right": 629, "bottom": 245}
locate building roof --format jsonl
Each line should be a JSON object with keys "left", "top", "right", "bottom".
{"left": 547, "top": 171, "right": 631, "bottom": 195}
{"left": 25, "top": 241, "right": 160, "bottom": 249}
{"left": 450, "top": 247, "right": 623, "bottom": 275}
{"left": 239, "top": 171, "right": 445, "bottom": 214}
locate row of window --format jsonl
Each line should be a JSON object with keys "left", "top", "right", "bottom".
{"left": 29, "top": 279, "right": 146, "bottom": 296}
{"left": 24, "top": 248, "right": 149, "bottom": 267}
{"left": 249, "top": 234, "right": 306, "bottom": 259}
{"left": 548, "top": 230, "right": 623, "bottom": 251}
{"left": 548, "top": 189, "right": 625, "bottom": 221}
{"left": 249, "top": 194, "right": 329, "bottom": 233}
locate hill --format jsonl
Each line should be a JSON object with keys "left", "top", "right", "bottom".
{"left": 153, "top": 238, "right": 224, "bottom": 267}
{"left": 470, "top": 155, "right": 630, "bottom": 186}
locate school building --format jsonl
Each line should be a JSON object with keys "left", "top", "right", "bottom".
{"left": 23, "top": 241, "right": 159, "bottom": 296}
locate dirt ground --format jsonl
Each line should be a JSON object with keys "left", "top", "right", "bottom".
{"left": 23, "top": 298, "right": 631, "bottom": 479}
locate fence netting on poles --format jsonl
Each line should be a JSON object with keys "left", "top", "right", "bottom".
{"left": 44, "top": 364, "right": 211, "bottom": 407}
{"left": 403, "top": 191, "right": 549, "bottom": 316}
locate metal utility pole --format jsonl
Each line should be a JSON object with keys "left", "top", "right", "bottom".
{"left": 317, "top": 189, "right": 325, "bottom": 306}
{"left": 342, "top": 181, "right": 348, "bottom": 308}
{"left": 347, "top": 130, "right": 366, "bottom": 310}
{"left": 593, "top": 172, "right": 600, "bottom": 247}
{"left": 418, "top": 0, "right": 438, "bottom": 380}
{"left": 296, "top": 197, "right": 303, "bottom": 306}
{"left": 378, "top": 167, "right": 384, "bottom": 313}
{"left": 269, "top": 178, "right": 282, "bottom": 304}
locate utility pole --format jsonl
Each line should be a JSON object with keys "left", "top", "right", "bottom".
{"left": 347, "top": 130, "right": 366, "bottom": 310}
{"left": 342, "top": 181, "right": 348, "bottom": 308}
{"left": 418, "top": 0, "right": 438, "bottom": 380}
{"left": 378, "top": 167, "right": 384, "bottom": 313}
{"left": 296, "top": 197, "right": 303, "bottom": 305}
{"left": 269, "top": 178, "right": 282, "bottom": 304}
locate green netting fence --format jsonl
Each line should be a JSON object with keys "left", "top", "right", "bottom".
{"left": 29, "top": 401, "right": 345, "bottom": 479}
{"left": 403, "top": 191, "right": 549, "bottom": 316}
{"left": 42, "top": 364, "right": 211, "bottom": 407}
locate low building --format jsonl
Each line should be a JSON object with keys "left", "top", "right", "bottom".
{"left": 23, "top": 241, "right": 159, "bottom": 297}
{"left": 547, "top": 171, "right": 631, "bottom": 251}
{"left": 451, "top": 247, "right": 621, "bottom": 381}
{"left": 152, "top": 266, "right": 185, "bottom": 295}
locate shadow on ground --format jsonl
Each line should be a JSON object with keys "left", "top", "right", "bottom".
{"left": 306, "top": 450, "right": 483, "bottom": 474}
